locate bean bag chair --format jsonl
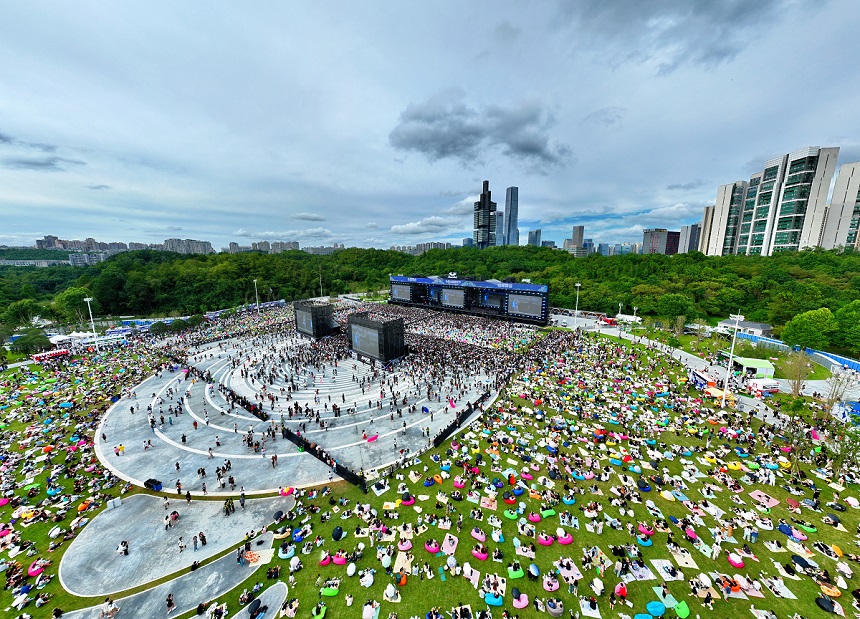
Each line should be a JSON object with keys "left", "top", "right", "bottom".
{"left": 512, "top": 588, "right": 529, "bottom": 609}
{"left": 320, "top": 587, "right": 339, "bottom": 597}
{"left": 484, "top": 593, "right": 503, "bottom": 607}
{"left": 674, "top": 600, "right": 690, "bottom": 619}
{"left": 332, "top": 526, "right": 345, "bottom": 541}
{"left": 347, "top": 562, "right": 356, "bottom": 577}
{"left": 646, "top": 601, "right": 666, "bottom": 616}
{"left": 508, "top": 567, "right": 525, "bottom": 579}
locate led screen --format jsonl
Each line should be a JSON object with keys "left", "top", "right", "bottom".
{"left": 507, "top": 294, "right": 543, "bottom": 318}
{"left": 441, "top": 288, "right": 465, "bottom": 308}
{"left": 391, "top": 284, "right": 411, "bottom": 301}
{"left": 351, "top": 324, "right": 380, "bottom": 358}
{"left": 296, "top": 309, "right": 314, "bottom": 335}
{"left": 482, "top": 293, "right": 503, "bottom": 308}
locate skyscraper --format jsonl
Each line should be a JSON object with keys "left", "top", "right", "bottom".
{"left": 699, "top": 205, "right": 715, "bottom": 252}
{"left": 504, "top": 187, "right": 519, "bottom": 246}
{"left": 678, "top": 223, "right": 702, "bottom": 254}
{"left": 527, "top": 229, "right": 542, "bottom": 246}
{"left": 821, "top": 162, "right": 860, "bottom": 250}
{"left": 706, "top": 182, "right": 748, "bottom": 256}
{"left": 496, "top": 211, "right": 505, "bottom": 246}
{"left": 473, "top": 180, "right": 497, "bottom": 249}
{"left": 571, "top": 226, "right": 584, "bottom": 248}
{"left": 642, "top": 229, "right": 680, "bottom": 255}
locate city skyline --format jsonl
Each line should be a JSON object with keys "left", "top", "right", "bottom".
{"left": 1, "top": 2, "right": 859, "bottom": 250}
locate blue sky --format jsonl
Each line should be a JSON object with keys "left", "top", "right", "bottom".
{"left": 1, "top": 1, "right": 859, "bottom": 250}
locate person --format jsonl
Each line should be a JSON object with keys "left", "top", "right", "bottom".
{"left": 166, "top": 593, "right": 175, "bottom": 614}
{"left": 102, "top": 597, "right": 119, "bottom": 618}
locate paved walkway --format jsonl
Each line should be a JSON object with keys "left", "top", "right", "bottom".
{"left": 63, "top": 532, "right": 273, "bottom": 619}
{"left": 97, "top": 336, "right": 490, "bottom": 494}
{"left": 60, "top": 493, "right": 294, "bottom": 596}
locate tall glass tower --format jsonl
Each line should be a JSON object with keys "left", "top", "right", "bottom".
{"left": 473, "top": 180, "right": 497, "bottom": 249}
{"left": 504, "top": 186, "right": 519, "bottom": 246}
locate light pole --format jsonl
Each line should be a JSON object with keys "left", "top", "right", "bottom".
{"left": 573, "top": 282, "right": 581, "bottom": 329}
{"left": 721, "top": 312, "right": 744, "bottom": 409}
{"left": 83, "top": 297, "right": 99, "bottom": 352}
{"left": 253, "top": 279, "right": 260, "bottom": 314}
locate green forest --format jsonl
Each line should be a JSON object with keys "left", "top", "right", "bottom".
{"left": 1, "top": 246, "right": 860, "bottom": 354}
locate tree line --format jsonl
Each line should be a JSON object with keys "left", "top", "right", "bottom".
{"left": 0, "top": 246, "right": 859, "bottom": 355}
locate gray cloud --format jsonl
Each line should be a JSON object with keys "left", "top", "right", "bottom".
{"left": 365, "top": 222, "right": 379, "bottom": 229}
{"left": 559, "top": 0, "right": 815, "bottom": 74}
{"left": 667, "top": 179, "right": 706, "bottom": 191}
{"left": 390, "top": 215, "right": 463, "bottom": 235}
{"left": 389, "top": 92, "right": 571, "bottom": 170}
{"left": 0, "top": 129, "right": 57, "bottom": 152}
{"left": 87, "top": 184, "right": 111, "bottom": 190}
{"left": 293, "top": 212, "right": 326, "bottom": 221}
{"left": 233, "top": 227, "right": 335, "bottom": 240}
{"left": 494, "top": 20, "right": 521, "bottom": 42}
{"left": 2, "top": 156, "right": 84, "bottom": 171}
{"left": 580, "top": 107, "right": 626, "bottom": 128}
{"left": 0, "top": 132, "right": 13, "bottom": 144}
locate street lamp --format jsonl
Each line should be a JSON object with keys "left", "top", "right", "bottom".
{"left": 573, "top": 283, "right": 581, "bottom": 329}
{"left": 83, "top": 297, "right": 99, "bottom": 352}
{"left": 721, "top": 312, "right": 744, "bottom": 409}
{"left": 253, "top": 279, "right": 260, "bottom": 314}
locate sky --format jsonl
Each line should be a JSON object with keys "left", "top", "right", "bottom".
{"left": 1, "top": 0, "right": 860, "bottom": 250}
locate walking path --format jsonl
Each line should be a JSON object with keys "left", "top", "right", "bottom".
{"left": 60, "top": 493, "right": 294, "bottom": 596}
{"left": 63, "top": 532, "right": 274, "bottom": 619}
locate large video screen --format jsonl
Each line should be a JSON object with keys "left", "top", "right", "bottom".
{"left": 441, "top": 288, "right": 465, "bottom": 308}
{"left": 507, "top": 294, "right": 544, "bottom": 318}
{"left": 296, "top": 309, "right": 314, "bottom": 335}
{"left": 391, "top": 284, "right": 411, "bottom": 301}
{"left": 351, "top": 324, "right": 380, "bottom": 358}
{"left": 481, "top": 293, "right": 504, "bottom": 308}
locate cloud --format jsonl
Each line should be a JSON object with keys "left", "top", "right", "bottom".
{"left": 445, "top": 196, "right": 479, "bottom": 216}
{"left": 365, "top": 222, "right": 379, "bottom": 229}
{"left": 87, "top": 184, "right": 111, "bottom": 190}
{"left": 390, "top": 215, "right": 462, "bottom": 235}
{"left": 293, "top": 212, "right": 326, "bottom": 221}
{"left": 389, "top": 92, "right": 571, "bottom": 170}
{"left": 666, "top": 179, "right": 706, "bottom": 191}
{"left": 233, "top": 228, "right": 336, "bottom": 240}
{"left": 2, "top": 156, "right": 84, "bottom": 171}
{"left": 558, "top": 0, "right": 814, "bottom": 74}
{"left": 0, "top": 132, "right": 13, "bottom": 145}
{"left": 0, "top": 129, "right": 57, "bottom": 152}
{"left": 580, "top": 107, "right": 626, "bottom": 128}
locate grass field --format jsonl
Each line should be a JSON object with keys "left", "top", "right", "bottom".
{"left": 1, "top": 336, "right": 857, "bottom": 619}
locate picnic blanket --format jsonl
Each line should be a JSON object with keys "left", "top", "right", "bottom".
{"left": 651, "top": 559, "right": 684, "bottom": 581}
{"left": 463, "top": 563, "right": 480, "bottom": 588}
{"left": 442, "top": 533, "right": 459, "bottom": 556}
{"left": 480, "top": 496, "right": 497, "bottom": 510}
{"left": 749, "top": 490, "right": 779, "bottom": 508}
{"left": 710, "top": 573, "right": 748, "bottom": 599}
{"left": 670, "top": 549, "right": 698, "bottom": 569}
{"left": 579, "top": 598, "right": 602, "bottom": 618}
{"left": 556, "top": 560, "right": 584, "bottom": 582}
{"left": 393, "top": 551, "right": 413, "bottom": 574}
{"left": 623, "top": 564, "right": 656, "bottom": 582}
{"left": 651, "top": 587, "right": 679, "bottom": 607}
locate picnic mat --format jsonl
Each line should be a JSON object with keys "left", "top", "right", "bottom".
{"left": 580, "top": 598, "right": 602, "bottom": 618}
{"left": 749, "top": 490, "right": 779, "bottom": 508}
{"left": 393, "top": 551, "right": 412, "bottom": 574}
{"left": 442, "top": 533, "right": 459, "bottom": 556}
{"left": 480, "top": 496, "right": 497, "bottom": 510}
{"left": 651, "top": 559, "right": 684, "bottom": 581}
{"left": 670, "top": 549, "right": 698, "bottom": 569}
{"left": 651, "top": 587, "right": 679, "bottom": 607}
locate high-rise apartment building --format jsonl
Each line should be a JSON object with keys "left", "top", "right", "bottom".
{"left": 571, "top": 226, "right": 584, "bottom": 249}
{"left": 462, "top": 237, "right": 474, "bottom": 247}
{"left": 527, "top": 229, "right": 542, "bottom": 246}
{"left": 821, "top": 162, "right": 860, "bottom": 251}
{"left": 473, "top": 180, "right": 497, "bottom": 249}
{"left": 642, "top": 229, "right": 680, "bottom": 255}
{"left": 678, "top": 223, "right": 702, "bottom": 254}
{"left": 704, "top": 146, "right": 840, "bottom": 256}
{"left": 504, "top": 187, "right": 519, "bottom": 246}
{"left": 163, "top": 238, "right": 214, "bottom": 254}
{"left": 496, "top": 211, "right": 505, "bottom": 246}
{"left": 698, "top": 206, "right": 715, "bottom": 252}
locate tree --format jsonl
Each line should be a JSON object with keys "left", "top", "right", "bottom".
{"left": 674, "top": 315, "right": 686, "bottom": 336}
{"left": 657, "top": 294, "right": 695, "bottom": 322}
{"left": 169, "top": 319, "right": 187, "bottom": 332}
{"left": 186, "top": 314, "right": 205, "bottom": 328}
{"left": 783, "top": 351, "right": 812, "bottom": 397}
{"left": 693, "top": 318, "right": 709, "bottom": 344}
{"left": 54, "top": 287, "right": 99, "bottom": 327}
{"left": 834, "top": 300, "right": 860, "bottom": 355}
{"left": 822, "top": 368, "right": 860, "bottom": 415}
{"left": 780, "top": 307, "right": 837, "bottom": 350}
{"left": 149, "top": 321, "right": 168, "bottom": 336}
{"left": 2, "top": 299, "right": 46, "bottom": 328}
{"left": 9, "top": 328, "right": 51, "bottom": 354}
{"left": 830, "top": 425, "right": 860, "bottom": 480}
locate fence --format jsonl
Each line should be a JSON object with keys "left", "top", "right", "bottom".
{"left": 734, "top": 332, "right": 860, "bottom": 373}
{"left": 280, "top": 428, "right": 367, "bottom": 492}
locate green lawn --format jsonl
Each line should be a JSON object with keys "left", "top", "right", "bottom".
{"left": 1, "top": 339, "right": 856, "bottom": 619}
